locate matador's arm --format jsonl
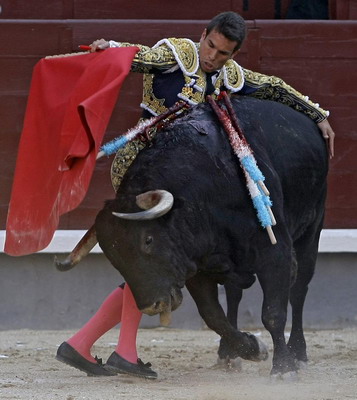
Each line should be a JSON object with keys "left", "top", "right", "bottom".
{"left": 88, "top": 38, "right": 177, "bottom": 73}
{"left": 241, "top": 68, "right": 329, "bottom": 123}
{"left": 240, "top": 68, "right": 335, "bottom": 156}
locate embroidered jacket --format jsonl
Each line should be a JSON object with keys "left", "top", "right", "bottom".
{"left": 109, "top": 38, "right": 329, "bottom": 123}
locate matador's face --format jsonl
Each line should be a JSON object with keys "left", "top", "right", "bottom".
{"left": 199, "top": 28, "right": 238, "bottom": 73}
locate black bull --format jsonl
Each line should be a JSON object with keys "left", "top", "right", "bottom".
{"left": 56, "top": 96, "right": 328, "bottom": 376}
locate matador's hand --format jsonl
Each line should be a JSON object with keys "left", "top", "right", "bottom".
{"left": 318, "top": 119, "right": 335, "bottom": 158}
{"left": 89, "top": 38, "right": 110, "bottom": 52}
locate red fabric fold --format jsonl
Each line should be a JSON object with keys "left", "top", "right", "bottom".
{"left": 5, "top": 47, "right": 138, "bottom": 256}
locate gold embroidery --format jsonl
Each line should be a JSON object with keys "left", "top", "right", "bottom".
{"left": 163, "top": 38, "right": 199, "bottom": 75}
{"left": 111, "top": 123, "right": 159, "bottom": 192}
{"left": 111, "top": 139, "right": 145, "bottom": 192}
{"left": 224, "top": 59, "right": 245, "bottom": 91}
{"left": 142, "top": 74, "right": 168, "bottom": 115}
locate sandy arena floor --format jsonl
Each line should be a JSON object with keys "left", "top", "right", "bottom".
{"left": 1, "top": 327, "right": 357, "bottom": 400}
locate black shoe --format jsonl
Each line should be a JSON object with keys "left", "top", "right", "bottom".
{"left": 105, "top": 351, "right": 158, "bottom": 379}
{"left": 56, "top": 342, "right": 116, "bottom": 376}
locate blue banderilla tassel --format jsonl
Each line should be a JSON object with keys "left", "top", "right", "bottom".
{"left": 252, "top": 195, "right": 273, "bottom": 228}
{"left": 100, "top": 135, "right": 130, "bottom": 156}
{"left": 241, "top": 155, "right": 265, "bottom": 182}
{"left": 96, "top": 101, "right": 188, "bottom": 160}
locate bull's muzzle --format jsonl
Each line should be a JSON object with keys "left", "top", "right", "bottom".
{"left": 140, "top": 287, "right": 183, "bottom": 327}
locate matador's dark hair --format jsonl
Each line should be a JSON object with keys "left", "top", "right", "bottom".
{"left": 206, "top": 11, "right": 247, "bottom": 51}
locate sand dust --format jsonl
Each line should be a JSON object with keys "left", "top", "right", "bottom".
{"left": 1, "top": 327, "right": 357, "bottom": 400}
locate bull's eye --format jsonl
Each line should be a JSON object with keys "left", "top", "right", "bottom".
{"left": 145, "top": 236, "right": 153, "bottom": 245}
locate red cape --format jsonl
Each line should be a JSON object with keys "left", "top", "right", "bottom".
{"left": 5, "top": 47, "right": 138, "bottom": 256}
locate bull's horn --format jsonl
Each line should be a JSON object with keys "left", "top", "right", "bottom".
{"left": 112, "top": 190, "right": 174, "bottom": 220}
{"left": 160, "top": 310, "right": 172, "bottom": 327}
{"left": 54, "top": 225, "right": 97, "bottom": 271}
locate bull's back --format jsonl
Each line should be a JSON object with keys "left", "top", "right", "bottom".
{"left": 232, "top": 96, "right": 327, "bottom": 172}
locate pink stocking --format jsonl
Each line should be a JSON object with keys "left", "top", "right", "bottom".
{"left": 67, "top": 286, "right": 124, "bottom": 363}
{"left": 115, "top": 284, "right": 142, "bottom": 363}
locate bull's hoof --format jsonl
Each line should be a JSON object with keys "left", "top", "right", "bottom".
{"left": 244, "top": 335, "right": 269, "bottom": 362}
{"left": 270, "top": 355, "right": 298, "bottom": 379}
{"left": 255, "top": 337, "right": 269, "bottom": 361}
{"left": 215, "top": 356, "right": 242, "bottom": 372}
{"left": 295, "top": 360, "right": 308, "bottom": 370}
{"left": 270, "top": 370, "right": 299, "bottom": 382}
{"left": 219, "top": 332, "right": 269, "bottom": 363}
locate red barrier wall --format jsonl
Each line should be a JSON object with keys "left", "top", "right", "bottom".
{"left": 0, "top": 1, "right": 292, "bottom": 20}
{"left": 2, "top": 0, "right": 356, "bottom": 20}
{"left": 0, "top": 19, "right": 356, "bottom": 230}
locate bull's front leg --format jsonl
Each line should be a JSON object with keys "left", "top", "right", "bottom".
{"left": 217, "top": 281, "right": 242, "bottom": 361}
{"left": 258, "top": 265, "right": 298, "bottom": 377}
{"left": 217, "top": 282, "right": 244, "bottom": 370}
{"left": 186, "top": 273, "right": 268, "bottom": 362}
